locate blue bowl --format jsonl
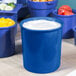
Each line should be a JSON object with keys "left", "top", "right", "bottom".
{"left": 52, "top": 9, "right": 76, "bottom": 39}
{"left": 0, "top": 4, "right": 23, "bottom": 35}
{"left": 20, "top": 17, "right": 63, "bottom": 73}
{"left": 0, "top": 24, "right": 16, "bottom": 58}
{"left": 27, "top": 0, "right": 58, "bottom": 17}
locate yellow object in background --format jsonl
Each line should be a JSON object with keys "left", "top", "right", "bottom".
{"left": 32, "top": 0, "right": 40, "bottom": 2}
{"left": 40, "top": 0, "right": 47, "bottom": 2}
{"left": 0, "top": 17, "right": 15, "bottom": 27}
{"left": 48, "top": 0, "right": 53, "bottom": 1}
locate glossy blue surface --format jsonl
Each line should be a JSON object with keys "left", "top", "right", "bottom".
{"left": 27, "top": 0, "right": 58, "bottom": 17}
{"left": 20, "top": 17, "right": 63, "bottom": 73}
{"left": 0, "top": 24, "right": 16, "bottom": 58}
{"left": 52, "top": 9, "right": 76, "bottom": 39}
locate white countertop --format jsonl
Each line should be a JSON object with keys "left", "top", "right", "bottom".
{"left": 0, "top": 40, "right": 76, "bottom": 76}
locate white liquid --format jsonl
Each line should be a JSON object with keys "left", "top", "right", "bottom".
{"left": 23, "top": 20, "right": 61, "bottom": 30}
{"left": 2, "top": 0, "right": 17, "bottom": 3}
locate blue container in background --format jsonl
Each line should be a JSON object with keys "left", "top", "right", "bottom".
{"left": 27, "top": 0, "right": 58, "bottom": 17}
{"left": 0, "top": 4, "right": 22, "bottom": 22}
{"left": 18, "top": 5, "right": 30, "bottom": 19}
{"left": 0, "top": 13, "right": 17, "bottom": 22}
{"left": 0, "top": 24, "right": 16, "bottom": 58}
{"left": 20, "top": 17, "right": 63, "bottom": 73}
{"left": 0, "top": 4, "right": 22, "bottom": 34}
{"left": 17, "top": 0, "right": 27, "bottom": 4}
{"left": 17, "top": 0, "right": 30, "bottom": 19}
{"left": 52, "top": 9, "right": 76, "bottom": 39}
{"left": 73, "top": 26, "right": 76, "bottom": 45}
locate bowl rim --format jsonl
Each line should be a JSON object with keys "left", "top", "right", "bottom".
{"left": 20, "top": 17, "right": 63, "bottom": 32}
{"left": 52, "top": 9, "right": 76, "bottom": 18}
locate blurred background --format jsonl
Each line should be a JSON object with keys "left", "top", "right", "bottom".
{"left": 57, "top": 0, "right": 76, "bottom": 9}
